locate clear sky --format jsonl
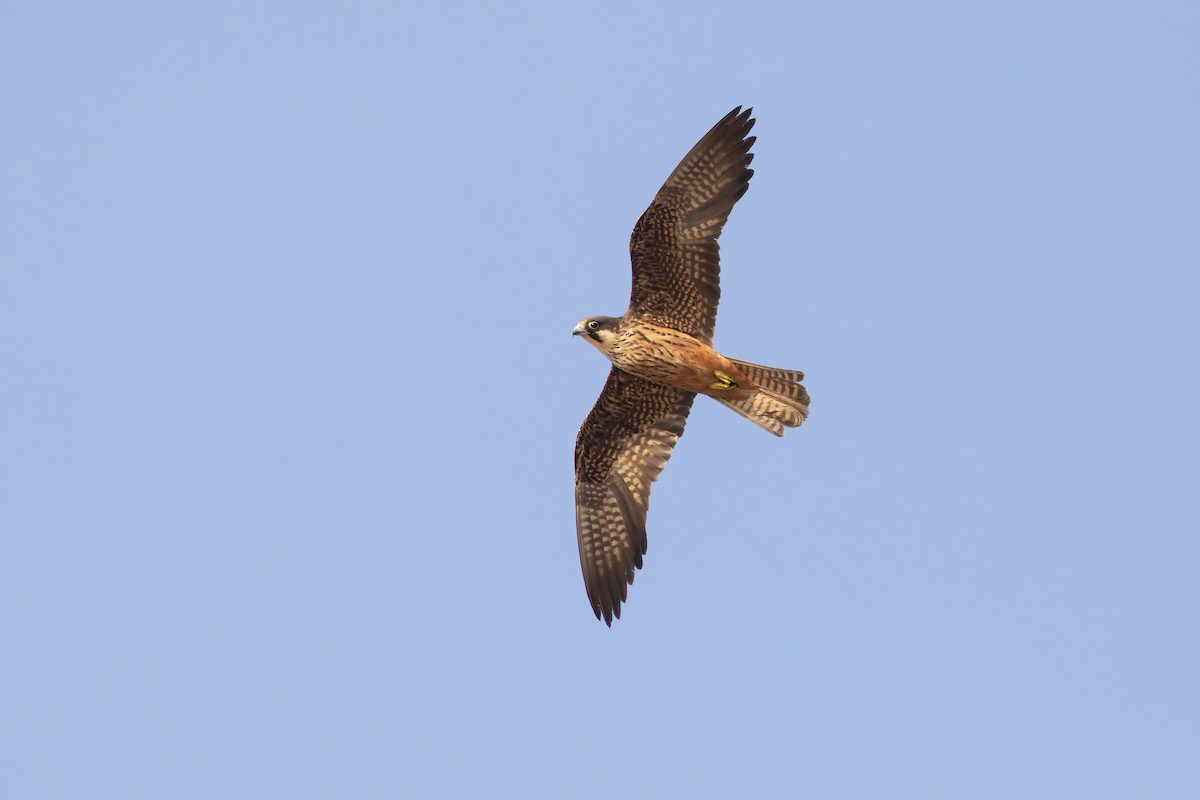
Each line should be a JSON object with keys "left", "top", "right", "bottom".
{"left": 3, "top": 2, "right": 1198, "bottom": 798}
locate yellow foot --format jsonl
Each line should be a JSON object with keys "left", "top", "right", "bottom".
{"left": 709, "top": 370, "right": 739, "bottom": 391}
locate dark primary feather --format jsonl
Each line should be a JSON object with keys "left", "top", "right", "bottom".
{"left": 628, "top": 106, "right": 756, "bottom": 344}
{"left": 574, "top": 368, "right": 695, "bottom": 625}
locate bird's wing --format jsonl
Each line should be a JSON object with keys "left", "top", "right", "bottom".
{"left": 574, "top": 367, "right": 695, "bottom": 625}
{"left": 627, "top": 106, "right": 756, "bottom": 344}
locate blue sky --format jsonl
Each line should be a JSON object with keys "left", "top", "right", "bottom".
{"left": 2, "top": 2, "right": 1198, "bottom": 797}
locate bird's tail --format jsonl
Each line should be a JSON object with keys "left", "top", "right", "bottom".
{"left": 714, "top": 359, "right": 810, "bottom": 436}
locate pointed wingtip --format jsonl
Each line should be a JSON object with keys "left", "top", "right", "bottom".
{"left": 591, "top": 597, "right": 616, "bottom": 626}
{"left": 725, "top": 105, "right": 753, "bottom": 122}
{"left": 592, "top": 599, "right": 619, "bottom": 627}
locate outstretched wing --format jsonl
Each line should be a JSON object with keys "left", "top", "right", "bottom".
{"left": 574, "top": 367, "right": 695, "bottom": 625}
{"left": 628, "top": 106, "right": 756, "bottom": 344}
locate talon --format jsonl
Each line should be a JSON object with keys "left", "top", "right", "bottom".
{"left": 709, "top": 370, "right": 738, "bottom": 390}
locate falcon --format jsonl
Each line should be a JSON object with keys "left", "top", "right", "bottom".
{"left": 573, "top": 106, "right": 810, "bottom": 625}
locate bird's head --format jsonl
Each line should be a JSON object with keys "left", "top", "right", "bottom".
{"left": 572, "top": 316, "right": 620, "bottom": 350}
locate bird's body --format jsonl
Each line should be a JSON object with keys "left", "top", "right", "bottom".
{"left": 572, "top": 107, "right": 809, "bottom": 624}
{"left": 577, "top": 317, "right": 754, "bottom": 399}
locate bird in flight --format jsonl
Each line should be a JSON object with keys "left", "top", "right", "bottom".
{"left": 573, "top": 107, "right": 809, "bottom": 625}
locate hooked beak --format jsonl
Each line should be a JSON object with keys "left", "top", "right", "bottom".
{"left": 572, "top": 322, "right": 586, "bottom": 336}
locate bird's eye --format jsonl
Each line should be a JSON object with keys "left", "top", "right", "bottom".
{"left": 587, "top": 320, "right": 601, "bottom": 331}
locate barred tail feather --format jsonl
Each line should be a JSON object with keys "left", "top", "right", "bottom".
{"left": 727, "top": 359, "right": 806, "bottom": 391}
{"left": 716, "top": 359, "right": 810, "bottom": 436}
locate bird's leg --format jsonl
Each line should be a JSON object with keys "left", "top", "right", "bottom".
{"left": 708, "top": 370, "right": 739, "bottom": 391}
